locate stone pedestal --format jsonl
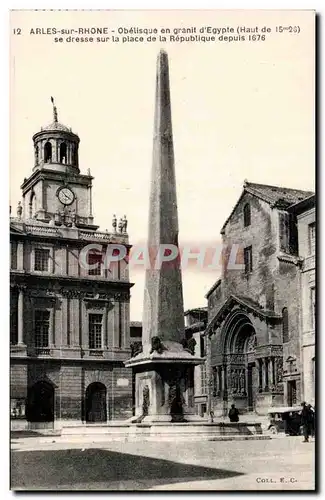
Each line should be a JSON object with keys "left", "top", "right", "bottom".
{"left": 126, "top": 341, "right": 204, "bottom": 423}
{"left": 134, "top": 364, "right": 202, "bottom": 422}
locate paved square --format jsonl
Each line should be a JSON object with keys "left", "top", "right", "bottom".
{"left": 11, "top": 435, "right": 315, "bottom": 491}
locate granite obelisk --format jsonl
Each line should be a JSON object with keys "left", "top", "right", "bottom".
{"left": 125, "top": 50, "right": 203, "bottom": 423}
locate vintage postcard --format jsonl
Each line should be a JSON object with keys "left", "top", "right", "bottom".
{"left": 9, "top": 9, "right": 315, "bottom": 491}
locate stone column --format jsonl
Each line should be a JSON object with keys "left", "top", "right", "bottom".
{"left": 51, "top": 304, "right": 56, "bottom": 347}
{"left": 269, "top": 357, "right": 274, "bottom": 388}
{"left": 265, "top": 357, "right": 269, "bottom": 391}
{"left": 260, "top": 358, "right": 266, "bottom": 392}
{"left": 17, "top": 287, "right": 25, "bottom": 345}
{"left": 88, "top": 185, "right": 93, "bottom": 218}
{"left": 222, "top": 365, "right": 227, "bottom": 394}
{"left": 206, "top": 335, "right": 213, "bottom": 421}
{"left": 104, "top": 304, "right": 108, "bottom": 348}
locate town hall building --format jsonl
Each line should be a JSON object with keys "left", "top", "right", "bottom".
{"left": 10, "top": 100, "right": 134, "bottom": 429}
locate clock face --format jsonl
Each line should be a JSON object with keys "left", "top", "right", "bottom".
{"left": 58, "top": 187, "right": 75, "bottom": 206}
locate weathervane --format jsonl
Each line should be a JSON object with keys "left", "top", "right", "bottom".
{"left": 51, "top": 96, "right": 58, "bottom": 123}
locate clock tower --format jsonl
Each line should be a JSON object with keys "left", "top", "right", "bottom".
{"left": 21, "top": 98, "right": 96, "bottom": 229}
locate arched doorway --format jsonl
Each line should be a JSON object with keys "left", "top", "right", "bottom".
{"left": 26, "top": 380, "right": 54, "bottom": 423}
{"left": 85, "top": 382, "right": 107, "bottom": 423}
{"left": 223, "top": 312, "right": 257, "bottom": 412}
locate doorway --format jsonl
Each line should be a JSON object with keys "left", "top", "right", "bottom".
{"left": 287, "top": 380, "right": 297, "bottom": 406}
{"left": 85, "top": 382, "right": 107, "bottom": 423}
{"left": 27, "top": 381, "right": 54, "bottom": 423}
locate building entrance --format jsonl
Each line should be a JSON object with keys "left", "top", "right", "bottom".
{"left": 85, "top": 382, "right": 107, "bottom": 423}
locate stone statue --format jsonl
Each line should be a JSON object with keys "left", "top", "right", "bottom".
{"left": 71, "top": 209, "right": 77, "bottom": 227}
{"left": 17, "top": 201, "right": 22, "bottom": 219}
{"left": 118, "top": 218, "right": 123, "bottom": 233}
{"left": 247, "top": 334, "right": 257, "bottom": 352}
{"left": 230, "top": 370, "right": 237, "bottom": 393}
{"left": 181, "top": 336, "right": 196, "bottom": 355}
{"left": 122, "top": 215, "right": 128, "bottom": 233}
{"left": 112, "top": 214, "right": 117, "bottom": 233}
{"left": 130, "top": 341, "right": 143, "bottom": 358}
{"left": 239, "top": 370, "right": 245, "bottom": 394}
{"left": 54, "top": 209, "right": 61, "bottom": 224}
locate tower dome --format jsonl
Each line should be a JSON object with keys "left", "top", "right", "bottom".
{"left": 32, "top": 97, "right": 80, "bottom": 174}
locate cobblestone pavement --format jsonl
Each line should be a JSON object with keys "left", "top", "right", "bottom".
{"left": 11, "top": 435, "right": 315, "bottom": 491}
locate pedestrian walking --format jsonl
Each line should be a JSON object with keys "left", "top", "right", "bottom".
{"left": 228, "top": 404, "right": 239, "bottom": 423}
{"left": 308, "top": 404, "right": 315, "bottom": 438}
{"left": 301, "top": 401, "right": 312, "bottom": 442}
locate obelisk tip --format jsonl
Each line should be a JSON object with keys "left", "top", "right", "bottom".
{"left": 157, "top": 49, "right": 169, "bottom": 68}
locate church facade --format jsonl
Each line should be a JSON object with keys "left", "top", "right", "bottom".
{"left": 205, "top": 182, "right": 314, "bottom": 416}
{"left": 10, "top": 100, "right": 134, "bottom": 429}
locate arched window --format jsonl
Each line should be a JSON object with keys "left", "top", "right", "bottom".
{"left": 244, "top": 203, "right": 251, "bottom": 227}
{"left": 60, "top": 142, "right": 67, "bottom": 164}
{"left": 35, "top": 145, "right": 39, "bottom": 165}
{"left": 29, "top": 191, "right": 36, "bottom": 218}
{"left": 282, "top": 307, "right": 289, "bottom": 343}
{"left": 71, "top": 144, "right": 76, "bottom": 166}
{"left": 44, "top": 142, "right": 52, "bottom": 163}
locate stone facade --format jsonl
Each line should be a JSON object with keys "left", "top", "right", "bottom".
{"left": 205, "top": 181, "right": 314, "bottom": 416}
{"left": 288, "top": 195, "right": 315, "bottom": 406}
{"left": 184, "top": 308, "right": 208, "bottom": 417}
{"left": 10, "top": 102, "right": 134, "bottom": 429}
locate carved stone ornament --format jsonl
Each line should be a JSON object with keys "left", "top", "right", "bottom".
{"left": 142, "top": 385, "right": 150, "bottom": 416}
{"left": 130, "top": 341, "right": 143, "bottom": 358}
{"left": 246, "top": 334, "right": 257, "bottom": 353}
{"left": 150, "top": 336, "right": 167, "bottom": 354}
{"left": 181, "top": 337, "right": 197, "bottom": 355}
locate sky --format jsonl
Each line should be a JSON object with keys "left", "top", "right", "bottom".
{"left": 9, "top": 9, "right": 315, "bottom": 320}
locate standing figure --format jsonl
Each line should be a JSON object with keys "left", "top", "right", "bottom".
{"left": 17, "top": 201, "right": 22, "bottom": 220}
{"left": 122, "top": 215, "right": 128, "bottom": 233}
{"left": 301, "top": 401, "right": 312, "bottom": 442}
{"left": 112, "top": 214, "right": 117, "bottom": 233}
{"left": 308, "top": 404, "right": 315, "bottom": 438}
{"left": 228, "top": 404, "right": 239, "bottom": 422}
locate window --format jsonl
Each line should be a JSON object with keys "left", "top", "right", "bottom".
{"left": 309, "top": 223, "right": 316, "bottom": 255}
{"left": 243, "top": 203, "right": 251, "bottom": 227}
{"left": 282, "top": 307, "right": 289, "bottom": 343}
{"left": 60, "top": 142, "right": 67, "bottom": 164}
{"left": 10, "top": 292, "right": 18, "bottom": 344}
{"left": 201, "top": 363, "right": 208, "bottom": 395}
{"left": 10, "top": 242, "right": 17, "bottom": 270}
{"left": 200, "top": 336, "right": 206, "bottom": 357}
{"left": 88, "top": 252, "right": 102, "bottom": 276}
{"left": 310, "top": 288, "right": 316, "bottom": 329}
{"left": 34, "top": 248, "right": 50, "bottom": 272}
{"left": 44, "top": 142, "right": 52, "bottom": 163}
{"left": 89, "top": 314, "right": 103, "bottom": 349}
{"left": 244, "top": 246, "right": 253, "bottom": 274}
{"left": 35, "top": 310, "right": 50, "bottom": 347}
